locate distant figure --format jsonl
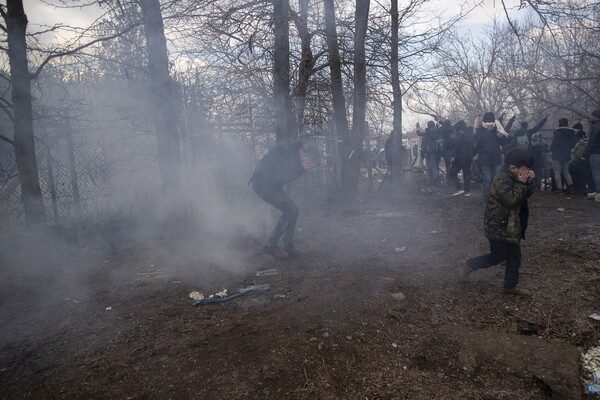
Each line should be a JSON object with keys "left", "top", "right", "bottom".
{"left": 448, "top": 120, "right": 475, "bottom": 197}
{"left": 530, "top": 132, "right": 549, "bottom": 190}
{"left": 569, "top": 122, "right": 594, "bottom": 194}
{"left": 249, "top": 142, "right": 319, "bottom": 258}
{"left": 583, "top": 109, "right": 600, "bottom": 202}
{"left": 458, "top": 148, "right": 536, "bottom": 296}
{"left": 550, "top": 118, "right": 577, "bottom": 193}
{"left": 474, "top": 112, "right": 511, "bottom": 201}
{"left": 509, "top": 114, "right": 548, "bottom": 151}
{"left": 417, "top": 120, "right": 441, "bottom": 186}
{"left": 438, "top": 119, "right": 454, "bottom": 176}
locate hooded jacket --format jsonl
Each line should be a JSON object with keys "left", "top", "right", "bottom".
{"left": 484, "top": 169, "right": 534, "bottom": 244}
{"left": 474, "top": 124, "right": 511, "bottom": 167}
{"left": 249, "top": 142, "right": 305, "bottom": 189}
{"left": 550, "top": 127, "right": 577, "bottom": 162}
{"left": 452, "top": 121, "right": 476, "bottom": 161}
{"left": 417, "top": 124, "right": 441, "bottom": 157}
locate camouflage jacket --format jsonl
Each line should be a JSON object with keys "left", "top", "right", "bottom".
{"left": 484, "top": 169, "right": 534, "bottom": 244}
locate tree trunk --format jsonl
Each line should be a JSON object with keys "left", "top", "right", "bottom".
{"left": 139, "top": 0, "right": 186, "bottom": 227}
{"left": 293, "top": 0, "right": 314, "bottom": 138}
{"left": 346, "top": 0, "right": 370, "bottom": 198}
{"left": 5, "top": 0, "right": 47, "bottom": 227}
{"left": 273, "top": 0, "right": 296, "bottom": 144}
{"left": 323, "top": 0, "right": 350, "bottom": 192}
{"left": 390, "top": 0, "right": 403, "bottom": 184}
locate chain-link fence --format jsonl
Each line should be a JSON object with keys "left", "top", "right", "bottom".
{"left": 0, "top": 122, "right": 162, "bottom": 237}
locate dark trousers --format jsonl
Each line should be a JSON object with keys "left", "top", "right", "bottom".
{"left": 449, "top": 159, "right": 472, "bottom": 192}
{"left": 253, "top": 183, "right": 299, "bottom": 252}
{"left": 466, "top": 239, "right": 522, "bottom": 289}
{"left": 570, "top": 160, "right": 596, "bottom": 193}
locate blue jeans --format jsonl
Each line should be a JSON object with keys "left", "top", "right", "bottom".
{"left": 426, "top": 154, "right": 440, "bottom": 185}
{"left": 480, "top": 164, "right": 502, "bottom": 200}
{"left": 590, "top": 154, "right": 600, "bottom": 193}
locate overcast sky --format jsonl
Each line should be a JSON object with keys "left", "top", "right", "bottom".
{"left": 27, "top": 0, "right": 527, "bottom": 43}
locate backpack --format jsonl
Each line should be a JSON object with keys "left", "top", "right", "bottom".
{"left": 571, "top": 136, "right": 588, "bottom": 161}
{"left": 435, "top": 138, "right": 446, "bottom": 154}
{"left": 515, "top": 134, "right": 529, "bottom": 150}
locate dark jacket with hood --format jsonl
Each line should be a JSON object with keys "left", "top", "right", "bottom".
{"left": 249, "top": 142, "right": 305, "bottom": 190}
{"left": 417, "top": 122, "right": 441, "bottom": 157}
{"left": 484, "top": 169, "right": 534, "bottom": 244}
{"left": 474, "top": 125, "right": 511, "bottom": 167}
{"left": 452, "top": 120, "right": 476, "bottom": 161}
{"left": 550, "top": 127, "right": 577, "bottom": 162}
{"left": 584, "top": 119, "right": 600, "bottom": 159}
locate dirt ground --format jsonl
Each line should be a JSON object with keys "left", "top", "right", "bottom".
{"left": 1, "top": 172, "right": 600, "bottom": 400}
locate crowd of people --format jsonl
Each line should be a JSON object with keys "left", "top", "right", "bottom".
{"left": 415, "top": 110, "right": 600, "bottom": 202}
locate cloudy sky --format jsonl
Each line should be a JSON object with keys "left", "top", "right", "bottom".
{"left": 27, "top": 0, "right": 527, "bottom": 42}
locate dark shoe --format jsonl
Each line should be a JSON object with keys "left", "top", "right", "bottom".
{"left": 263, "top": 245, "right": 288, "bottom": 259}
{"left": 503, "top": 287, "right": 532, "bottom": 296}
{"left": 567, "top": 185, "right": 575, "bottom": 194}
{"left": 458, "top": 260, "right": 472, "bottom": 282}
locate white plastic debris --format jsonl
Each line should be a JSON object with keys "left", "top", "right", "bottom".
{"left": 393, "top": 247, "right": 407, "bottom": 253}
{"left": 256, "top": 269, "right": 278, "bottom": 277}
{"left": 214, "top": 289, "right": 228, "bottom": 298}
{"left": 189, "top": 291, "right": 204, "bottom": 301}
{"left": 557, "top": 208, "right": 565, "bottom": 212}
{"left": 105, "top": 307, "right": 112, "bottom": 311}
{"left": 391, "top": 292, "right": 406, "bottom": 301}
{"left": 590, "top": 314, "right": 600, "bottom": 322}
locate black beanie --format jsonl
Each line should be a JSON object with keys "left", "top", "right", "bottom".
{"left": 592, "top": 109, "right": 600, "bottom": 120}
{"left": 572, "top": 122, "right": 583, "bottom": 130}
{"left": 482, "top": 112, "right": 495, "bottom": 123}
{"left": 558, "top": 118, "right": 568, "bottom": 127}
{"left": 427, "top": 120, "right": 435, "bottom": 128}
{"left": 520, "top": 121, "right": 528, "bottom": 129}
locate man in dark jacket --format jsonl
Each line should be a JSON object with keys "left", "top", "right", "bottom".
{"left": 550, "top": 118, "right": 577, "bottom": 193}
{"left": 449, "top": 120, "right": 475, "bottom": 196}
{"left": 583, "top": 109, "right": 600, "bottom": 202}
{"left": 569, "top": 122, "right": 594, "bottom": 194}
{"left": 509, "top": 114, "right": 548, "bottom": 151}
{"left": 439, "top": 119, "right": 455, "bottom": 177}
{"left": 474, "top": 111, "right": 511, "bottom": 201}
{"left": 417, "top": 121, "right": 441, "bottom": 186}
{"left": 458, "top": 148, "right": 535, "bottom": 296}
{"left": 250, "top": 142, "right": 319, "bottom": 258}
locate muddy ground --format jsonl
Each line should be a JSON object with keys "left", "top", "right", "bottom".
{"left": 1, "top": 172, "right": 599, "bottom": 399}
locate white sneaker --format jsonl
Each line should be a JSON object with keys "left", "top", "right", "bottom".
{"left": 587, "top": 192, "right": 596, "bottom": 198}
{"left": 452, "top": 190, "right": 465, "bottom": 197}
{"left": 464, "top": 192, "right": 471, "bottom": 197}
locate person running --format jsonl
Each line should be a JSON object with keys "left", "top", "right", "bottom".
{"left": 249, "top": 142, "right": 319, "bottom": 258}
{"left": 458, "top": 148, "right": 536, "bottom": 296}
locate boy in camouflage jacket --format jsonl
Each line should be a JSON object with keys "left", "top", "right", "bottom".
{"left": 458, "top": 148, "right": 535, "bottom": 296}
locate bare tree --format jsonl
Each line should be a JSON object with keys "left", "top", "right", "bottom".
{"left": 273, "top": 0, "right": 296, "bottom": 144}
{"left": 1, "top": 0, "right": 47, "bottom": 227}
{"left": 323, "top": 0, "right": 350, "bottom": 192}
{"left": 139, "top": 0, "right": 186, "bottom": 228}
